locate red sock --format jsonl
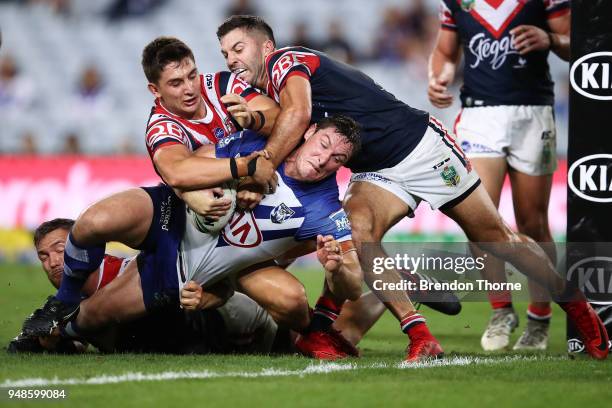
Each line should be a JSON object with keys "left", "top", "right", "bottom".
{"left": 309, "top": 295, "right": 343, "bottom": 332}
{"left": 488, "top": 290, "right": 512, "bottom": 310}
{"left": 400, "top": 312, "right": 427, "bottom": 336}
{"left": 527, "top": 304, "right": 552, "bottom": 323}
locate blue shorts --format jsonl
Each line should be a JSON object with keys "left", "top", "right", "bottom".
{"left": 136, "top": 184, "right": 187, "bottom": 312}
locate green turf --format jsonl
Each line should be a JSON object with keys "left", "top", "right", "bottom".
{"left": 0, "top": 263, "right": 610, "bottom": 407}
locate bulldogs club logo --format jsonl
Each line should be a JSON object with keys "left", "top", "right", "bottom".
{"left": 570, "top": 52, "right": 612, "bottom": 101}
{"left": 568, "top": 154, "right": 612, "bottom": 203}
{"left": 270, "top": 203, "right": 295, "bottom": 224}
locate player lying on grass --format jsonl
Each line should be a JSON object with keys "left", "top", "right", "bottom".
{"left": 216, "top": 15, "right": 609, "bottom": 360}
{"left": 23, "top": 116, "right": 365, "bottom": 359}
{"left": 9, "top": 218, "right": 286, "bottom": 355}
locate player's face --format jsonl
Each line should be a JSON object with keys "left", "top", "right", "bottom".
{"left": 147, "top": 57, "right": 203, "bottom": 119}
{"left": 36, "top": 228, "right": 68, "bottom": 289}
{"left": 220, "top": 28, "right": 271, "bottom": 89}
{"left": 292, "top": 125, "right": 353, "bottom": 182}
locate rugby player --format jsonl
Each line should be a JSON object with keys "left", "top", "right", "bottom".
{"left": 24, "top": 117, "right": 364, "bottom": 360}
{"left": 19, "top": 36, "right": 284, "bottom": 337}
{"left": 215, "top": 15, "right": 608, "bottom": 360}
{"left": 429, "top": 0, "right": 570, "bottom": 351}
{"left": 10, "top": 218, "right": 283, "bottom": 355}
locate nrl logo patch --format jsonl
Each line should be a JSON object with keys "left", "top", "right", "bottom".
{"left": 460, "top": 0, "right": 475, "bottom": 12}
{"left": 270, "top": 203, "right": 295, "bottom": 224}
{"left": 440, "top": 165, "right": 460, "bottom": 187}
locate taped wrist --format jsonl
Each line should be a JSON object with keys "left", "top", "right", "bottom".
{"left": 247, "top": 156, "right": 258, "bottom": 176}
{"left": 230, "top": 157, "right": 240, "bottom": 179}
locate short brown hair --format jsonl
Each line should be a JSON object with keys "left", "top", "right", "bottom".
{"left": 33, "top": 218, "right": 74, "bottom": 248}
{"left": 141, "top": 36, "right": 195, "bottom": 84}
{"left": 315, "top": 115, "right": 361, "bottom": 157}
{"left": 216, "top": 15, "right": 276, "bottom": 47}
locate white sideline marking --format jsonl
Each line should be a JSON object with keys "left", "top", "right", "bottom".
{"left": 0, "top": 356, "right": 558, "bottom": 388}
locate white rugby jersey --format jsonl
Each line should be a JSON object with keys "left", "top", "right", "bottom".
{"left": 179, "top": 131, "right": 352, "bottom": 287}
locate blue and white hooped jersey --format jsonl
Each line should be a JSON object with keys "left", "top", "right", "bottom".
{"left": 181, "top": 130, "right": 352, "bottom": 286}
{"left": 440, "top": 0, "right": 569, "bottom": 107}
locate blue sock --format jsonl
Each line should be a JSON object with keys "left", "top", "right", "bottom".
{"left": 56, "top": 233, "right": 105, "bottom": 305}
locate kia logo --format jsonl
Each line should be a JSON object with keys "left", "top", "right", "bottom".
{"left": 567, "top": 338, "right": 585, "bottom": 353}
{"left": 568, "top": 154, "right": 612, "bottom": 203}
{"left": 566, "top": 257, "right": 612, "bottom": 299}
{"left": 570, "top": 51, "right": 612, "bottom": 100}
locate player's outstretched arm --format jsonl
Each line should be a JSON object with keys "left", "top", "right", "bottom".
{"left": 317, "top": 235, "right": 362, "bottom": 301}
{"left": 428, "top": 29, "right": 461, "bottom": 108}
{"left": 264, "top": 75, "right": 312, "bottom": 168}
{"left": 154, "top": 144, "right": 275, "bottom": 191}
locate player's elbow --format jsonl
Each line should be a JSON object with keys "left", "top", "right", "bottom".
{"left": 162, "top": 171, "right": 190, "bottom": 190}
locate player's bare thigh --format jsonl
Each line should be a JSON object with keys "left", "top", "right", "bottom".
{"left": 343, "top": 181, "right": 411, "bottom": 241}
{"left": 469, "top": 157, "right": 508, "bottom": 207}
{"left": 508, "top": 168, "right": 553, "bottom": 239}
{"left": 73, "top": 188, "right": 153, "bottom": 248}
{"left": 77, "top": 259, "right": 147, "bottom": 329}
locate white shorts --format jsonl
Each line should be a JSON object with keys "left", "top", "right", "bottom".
{"left": 217, "top": 292, "right": 278, "bottom": 353}
{"left": 350, "top": 117, "right": 481, "bottom": 214}
{"left": 454, "top": 105, "right": 557, "bottom": 176}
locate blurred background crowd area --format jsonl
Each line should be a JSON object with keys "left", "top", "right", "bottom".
{"left": 0, "top": 0, "right": 569, "bottom": 156}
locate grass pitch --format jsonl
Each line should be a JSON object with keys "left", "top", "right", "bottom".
{"left": 1, "top": 263, "right": 611, "bottom": 407}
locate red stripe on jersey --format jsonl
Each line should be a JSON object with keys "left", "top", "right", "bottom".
{"left": 464, "top": 0, "right": 526, "bottom": 39}
{"left": 98, "top": 255, "right": 125, "bottom": 290}
{"left": 430, "top": 116, "right": 469, "bottom": 164}
{"left": 243, "top": 91, "right": 259, "bottom": 102}
{"left": 453, "top": 108, "right": 463, "bottom": 136}
{"left": 547, "top": 7, "right": 570, "bottom": 19}
{"left": 266, "top": 48, "right": 320, "bottom": 93}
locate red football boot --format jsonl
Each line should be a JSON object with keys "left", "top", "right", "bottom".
{"left": 405, "top": 324, "right": 444, "bottom": 362}
{"left": 295, "top": 329, "right": 359, "bottom": 360}
{"left": 561, "top": 300, "right": 609, "bottom": 360}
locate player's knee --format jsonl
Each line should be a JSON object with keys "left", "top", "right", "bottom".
{"left": 73, "top": 208, "right": 113, "bottom": 242}
{"left": 516, "top": 216, "right": 551, "bottom": 241}
{"left": 347, "top": 211, "right": 381, "bottom": 243}
{"left": 275, "top": 286, "right": 309, "bottom": 328}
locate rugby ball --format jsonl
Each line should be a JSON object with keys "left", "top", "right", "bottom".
{"left": 185, "top": 181, "right": 237, "bottom": 234}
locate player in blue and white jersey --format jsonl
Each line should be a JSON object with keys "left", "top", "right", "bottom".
{"left": 24, "top": 116, "right": 364, "bottom": 359}
{"left": 215, "top": 15, "right": 608, "bottom": 361}
{"left": 429, "top": 0, "right": 570, "bottom": 351}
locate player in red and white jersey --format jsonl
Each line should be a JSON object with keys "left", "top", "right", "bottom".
{"left": 34, "top": 218, "right": 130, "bottom": 297}
{"left": 141, "top": 36, "right": 279, "bottom": 194}
{"left": 11, "top": 218, "right": 284, "bottom": 355}
{"left": 429, "top": 0, "right": 570, "bottom": 352}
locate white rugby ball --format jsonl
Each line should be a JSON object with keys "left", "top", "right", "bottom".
{"left": 186, "top": 181, "right": 237, "bottom": 234}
